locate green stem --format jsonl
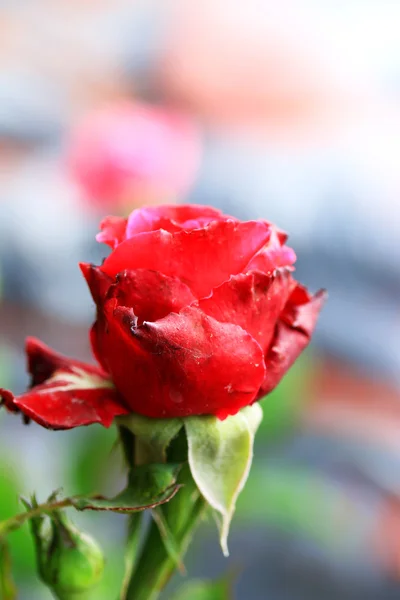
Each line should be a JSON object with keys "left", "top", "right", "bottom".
{"left": 124, "top": 465, "right": 206, "bottom": 600}
{"left": 0, "top": 540, "right": 17, "bottom": 600}
{"left": 120, "top": 512, "right": 144, "bottom": 600}
{"left": 0, "top": 499, "right": 71, "bottom": 539}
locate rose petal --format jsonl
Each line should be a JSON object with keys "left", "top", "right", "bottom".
{"left": 96, "top": 204, "right": 234, "bottom": 249}
{"left": 78, "top": 266, "right": 115, "bottom": 371}
{"left": 246, "top": 227, "right": 296, "bottom": 274}
{"left": 92, "top": 303, "right": 266, "bottom": 419}
{"left": 125, "top": 204, "right": 232, "bottom": 236}
{"left": 82, "top": 265, "right": 197, "bottom": 367}
{"left": 101, "top": 220, "right": 271, "bottom": 298}
{"left": 89, "top": 320, "right": 111, "bottom": 374}
{"left": 0, "top": 338, "right": 128, "bottom": 429}
{"left": 96, "top": 216, "right": 128, "bottom": 249}
{"left": 258, "top": 287, "right": 326, "bottom": 398}
{"left": 80, "top": 262, "right": 114, "bottom": 304}
{"left": 198, "top": 269, "right": 296, "bottom": 353}
{"left": 279, "top": 284, "right": 325, "bottom": 336}
{"left": 96, "top": 205, "right": 234, "bottom": 250}
{"left": 24, "top": 337, "right": 107, "bottom": 384}
{"left": 106, "top": 268, "right": 197, "bottom": 324}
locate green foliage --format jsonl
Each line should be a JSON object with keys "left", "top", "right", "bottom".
{"left": 117, "top": 414, "right": 183, "bottom": 464}
{"left": 72, "top": 463, "right": 182, "bottom": 512}
{"left": 64, "top": 426, "right": 124, "bottom": 598}
{"left": 185, "top": 404, "right": 263, "bottom": 556}
{"left": 0, "top": 464, "right": 35, "bottom": 580}
{"left": 0, "top": 540, "right": 17, "bottom": 600}
{"left": 171, "top": 577, "right": 232, "bottom": 600}
{"left": 0, "top": 347, "right": 316, "bottom": 598}
{"left": 26, "top": 504, "right": 105, "bottom": 600}
{"left": 124, "top": 464, "right": 206, "bottom": 600}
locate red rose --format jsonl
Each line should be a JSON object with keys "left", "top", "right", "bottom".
{"left": 1, "top": 204, "right": 325, "bottom": 428}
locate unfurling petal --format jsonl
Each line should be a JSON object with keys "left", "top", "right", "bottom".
{"left": 246, "top": 227, "right": 296, "bottom": 275}
{"left": 125, "top": 204, "right": 232, "bottom": 236}
{"left": 101, "top": 220, "right": 271, "bottom": 298}
{"left": 96, "top": 205, "right": 230, "bottom": 250}
{"left": 258, "top": 287, "right": 326, "bottom": 398}
{"left": 96, "top": 216, "right": 128, "bottom": 249}
{"left": 0, "top": 338, "right": 128, "bottom": 429}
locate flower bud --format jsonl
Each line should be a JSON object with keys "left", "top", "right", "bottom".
{"left": 32, "top": 510, "right": 104, "bottom": 600}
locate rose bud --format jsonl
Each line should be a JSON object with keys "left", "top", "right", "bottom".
{"left": 1, "top": 204, "right": 325, "bottom": 428}
{"left": 32, "top": 510, "right": 104, "bottom": 600}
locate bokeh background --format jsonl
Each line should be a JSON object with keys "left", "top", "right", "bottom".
{"left": 1, "top": 1, "right": 400, "bottom": 598}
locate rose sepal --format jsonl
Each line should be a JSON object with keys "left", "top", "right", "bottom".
{"left": 118, "top": 403, "right": 263, "bottom": 557}
{"left": 184, "top": 403, "right": 263, "bottom": 555}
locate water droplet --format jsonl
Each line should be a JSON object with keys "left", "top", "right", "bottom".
{"left": 169, "top": 388, "right": 184, "bottom": 404}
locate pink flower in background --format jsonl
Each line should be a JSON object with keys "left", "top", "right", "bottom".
{"left": 67, "top": 102, "right": 202, "bottom": 210}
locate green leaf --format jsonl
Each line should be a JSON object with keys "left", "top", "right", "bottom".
{"left": 151, "top": 507, "right": 185, "bottom": 573}
{"left": 117, "top": 414, "right": 182, "bottom": 464}
{"left": 0, "top": 464, "right": 35, "bottom": 577}
{"left": 0, "top": 540, "right": 17, "bottom": 600}
{"left": 171, "top": 577, "right": 232, "bottom": 600}
{"left": 71, "top": 464, "right": 182, "bottom": 512}
{"left": 184, "top": 403, "right": 262, "bottom": 555}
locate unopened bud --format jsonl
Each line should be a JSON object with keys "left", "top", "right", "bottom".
{"left": 31, "top": 509, "right": 104, "bottom": 600}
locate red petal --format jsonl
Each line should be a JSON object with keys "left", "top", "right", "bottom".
{"left": 90, "top": 320, "right": 108, "bottom": 372}
{"left": 95, "top": 205, "right": 230, "bottom": 250}
{"left": 92, "top": 303, "right": 266, "bottom": 419}
{"left": 106, "top": 268, "right": 196, "bottom": 325}
{"left": 258, "top": 287, "right": 326, "bottom": 398}
{"left": 96, "top": 216, "right": 128, "bottom": 249}
{"left": 246, "top": 227, "right": 296, "bottom": 275}
{"left": 125, "top": 204, "right": 231, "bottom": 236}
{"left": 198, "top": 269, "right": 296, "bottom": 353}
{"left": 80, "top": 263, "right": 113, "bottom": 304}
{"left": 0, "top": 338, "right": 128, "bottom": 429}
{"left": 101, "top": 220, "right": 271, "bottom": 298}
{"left": 279, "top": 284, "right": 325, "bottom": 336}
{"left": 25, "top": 337, "right": 106, "bottom": 385}
{"left": 78, "top": 266, "right": 115, "bottom": 370}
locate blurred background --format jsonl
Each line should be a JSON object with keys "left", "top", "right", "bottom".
{"left": 1, "top": 1, "right": 400, "bottom": 598}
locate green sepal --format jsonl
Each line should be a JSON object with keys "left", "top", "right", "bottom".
{"left": 117, "top": 414, "right": 183, "bottom": 464}
{"left": 72, "top": 463, "right": 182, "bottom": 512}
{"left": 184, "top": 403, "right": 263, "bottom": 555}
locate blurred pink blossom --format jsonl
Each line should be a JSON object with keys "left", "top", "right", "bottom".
{"left": 66, "top": 102, "right": 202, "bottom": 211}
